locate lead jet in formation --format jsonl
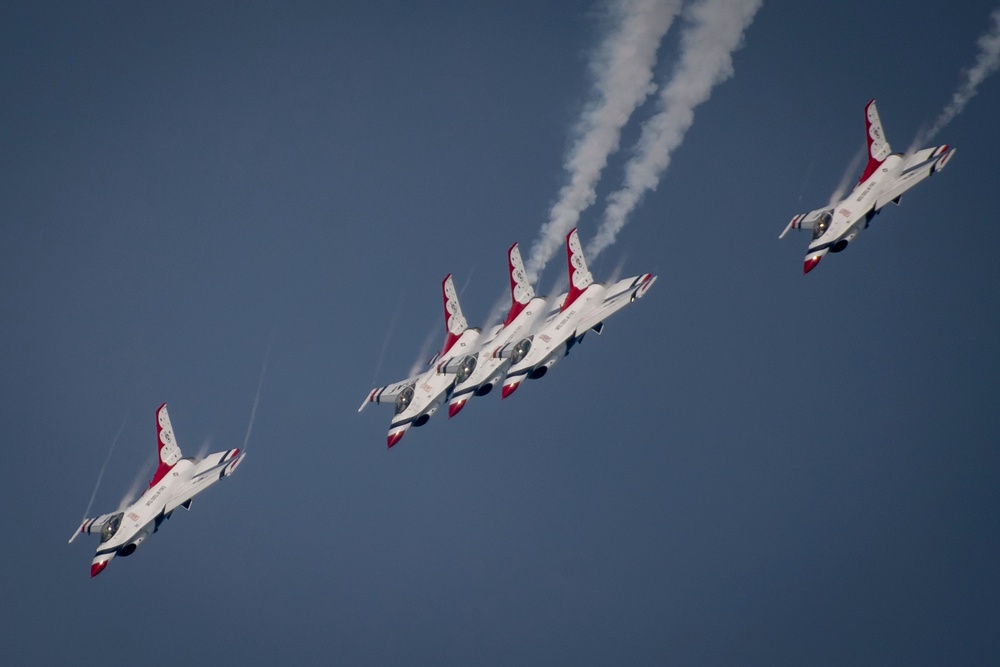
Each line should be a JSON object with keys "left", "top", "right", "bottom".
{"left": 69, "top": 403, "right": 245, "bottom": 577}
{"left": 780, "top": 99, "right": 955, "bottom": 273}
{"left": 358, "top": 274, "right": 480, "bottom": 448}
{"left": 501, "top": 228, "right": 656, "bottom": 398}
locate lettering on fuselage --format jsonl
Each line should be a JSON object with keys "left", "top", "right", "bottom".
{"left": 145, "top": 484, "right": 167, "bottom": 507}
{"left": 855, "top": 179, "right": 878, "bottom": 202}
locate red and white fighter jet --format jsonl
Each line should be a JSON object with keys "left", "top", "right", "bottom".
{"left": 446, "top": 242, "right": 546, "bottom": 417}
{"left": 69, "top": 403, "right": 245, "bottom": 577}
{"left": 500, "top": 228, "right": 656, "bottom": 398}
{"left": 359, "top": 274, "right": 480, "bottom": 448}
{"left": 781, "top": 99, "right": 955, "bottom": 274}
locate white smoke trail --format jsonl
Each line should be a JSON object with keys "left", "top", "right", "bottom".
{"left": 241, "top": 343, "right": 271, "bottom": 452}
{"left": 912, "top": 7, "right": 1000, "bottom": 150}
{"left": 79, "top": 417, "right": 127, "bottom": 521}
{"left": 525, "top": 0, "right": 682, "bottom": 283}
{"left": 196, "top": 435, "right": 214, "bottom": 460}
{"left": 408, "top": 326, "right": 440, "bottom": 377}
{"left": 587, "top": 0, "right": 762, "bottom": 260}
{"left": 118, "top": 457, "right": 155, "bottom": 511}
{"left": 372, "top": 289, "right": 406, "bottom": 386}
{"left": 827, "top": 147, "right": 866, "bottom": 206}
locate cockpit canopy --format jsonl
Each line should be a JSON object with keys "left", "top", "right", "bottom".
{"left": 454, "top": 355, "right": 477, "bottom": 384}
{"left": 812, "top": 209, "right": 834, "bottom": 240}
{"left": 510, "top": 338, "right": 532, "bottom": 364}
{"left": 100, "top": 512, "right": 124, "bottom": 544}
{"left": 394, "top": 385, "right": 415, "bottom": 415}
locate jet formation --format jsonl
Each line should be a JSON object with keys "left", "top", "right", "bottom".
{"left": 69, "top": 403, "right": 245, "bottom": 577}
{"left": 781, "top": 99, "right": 955, "bottom": 273}
{"left": 359, "top": 228, "right": 657, "bottom": 448}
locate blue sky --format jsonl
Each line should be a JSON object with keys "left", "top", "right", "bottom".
{"left": 2, "top": 1, "right": 999, "bottom": 664}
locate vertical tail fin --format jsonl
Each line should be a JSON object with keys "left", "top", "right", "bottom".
{"left": 561, "top": 228, "right": 593, "bottom": 312}
{"left": 859, "top": 98, "right": 892, "bottom": 183}
{"left": 440, "top": 274, "right": 468, "bottom": 356}
{"left": 503, "top": 243, "right": 535, "bottom": 327}
{"left": 150, "top": 403, "right": 182, "bottom": 487}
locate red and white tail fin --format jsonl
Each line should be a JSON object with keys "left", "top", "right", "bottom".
{"left": 440, "top": 274, "right": 469, "bottom": 357}
{"left": 503, "top": 243, "right": 535, "bottom": 327}
{"left": 561, "top": 228, "right": 593, "bottom": 312}
{"left": 859, "top": 99, "right": 892, "bottom": 183}
{"left": 149, "top": 403, "right": 182, "bottom": 487}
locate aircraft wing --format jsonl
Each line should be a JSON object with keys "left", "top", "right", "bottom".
{"left": 780, "top": 206, "right": 829, "bottom": 239}
{"left": 162, "top": 449, "right": 245, "bottom": 515}
{"left": 68, "top": 512, "right": 117, "bottom": 544}
{"left": 358, "top": 376, "right": 419, "bottom": 412}
{"left": 574, "top": 273, "right": 656, "bottom": 337}
{"left": 874, "top": 145, "right": 955, "bottom": 211}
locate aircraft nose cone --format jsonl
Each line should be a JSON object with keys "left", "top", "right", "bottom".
{"left": 448, "top": 400, "right": 466, "bottom": 418}
{"left": 501, "top": 382, "right": 519, "bottom": 400}
{"left": 386, "top": 431, "right": 406, "bottom": 449}
{"left": 803, "top": 255, "right": 822, "bottom": 274}
{"left": 90, "top": 560, "right": 109, "bottom": 578}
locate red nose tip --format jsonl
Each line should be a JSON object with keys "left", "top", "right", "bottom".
{"left": 90, "top": 560, "right": 109, "bottom": 578}
{"left": 386, "top": 431, "right": 405, "bottom": 449}
{"left": 803, "top": 256, "right": 822, "bottom": 274}
{"left": 501, "top": 382, "right": 519, "bottom": 400}
{"left": 448, "top": 400, "right": 466, "bottom": 418}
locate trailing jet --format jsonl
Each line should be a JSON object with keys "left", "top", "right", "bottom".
{"left": 500, "top": 228, "right": 656, "bottom": 398}
{"left": 69, "top": 403, "right": 245, "bottom": 578}
{"left": 359, "top": 274, "right": 480, "bottom": 448}
{"left": 446, "top": 243, "right": 546, "bottom": 418}
{"left": 781, "top": 99, "right": 955, "bottom": 273}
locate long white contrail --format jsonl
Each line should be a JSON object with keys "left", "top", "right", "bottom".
{"left": 79, "top": 417, "right": 127, "bottom": 521}
{"left": 241, "top": 342, "right": 271, "bottom": 452}
{"left": 524, "top": 0, "right": 682, "bottom": 283}
{"left": 912, "top": 7, "right": 1000, "bottom": 150}
{"left": 587, "top": 0, "right": 762, "bottom": 260}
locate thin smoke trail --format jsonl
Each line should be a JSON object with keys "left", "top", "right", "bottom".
{"left": 911, "top": 7, "right": 1000, "bottom": 150}
{"left": 241, "top": 343, "right": 271, "bottom": 452}
{"left": 587, "top": 0, "right": 762, "bottom": 261}
{"left": 409, "top": 326, "right": 440, "bottom": 378}
{"left": 79, "top": 417, "right": 127, "bottom": 520}
{"left": 525, "top": 0, "right": 682, "bottom": 283}
{"left": 827, "top": 147, "right": 866, "bottom": 206}
{"left": 196, "top": 436, "right": 214, "bottom": 460}
{"left": 119, "top": 457, "right": 154, "bottom": 511}
{"left": 372, "top": 289, "right": 406, "bottom": 386}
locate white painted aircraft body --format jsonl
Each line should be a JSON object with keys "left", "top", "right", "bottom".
{"left": 359, "top": 274, "right": 480, "bottom": 448}
{"left": 781, "top": 99, "right": 955, "bottom": 273}
{"left": 447, "top": 243, "right": 547, "bottom": 417}
{"left": 69, "top": 403, "right": 245, "bottom": 577}
{"left": 501, "top": 228, "right": 656, "bottom": 398}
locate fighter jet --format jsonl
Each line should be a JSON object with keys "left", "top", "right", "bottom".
{"left": 69, "top": 403, "right": 245, "bottom": 577}
{"left": 359, "top": 274, "right": 480, "bottom": 448}
{"left": 501, "top": 228, "right": 656, "bottom": 398}
{"left": 781, "top": 99, "right": 955, "bottom": 273}
{"left": 446, "top": 243, "right": 546, "bottom": 418}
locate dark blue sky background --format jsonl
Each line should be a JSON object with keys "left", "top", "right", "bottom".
{"left": 3, "top": 1, "right": 999, "bottom": 664}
